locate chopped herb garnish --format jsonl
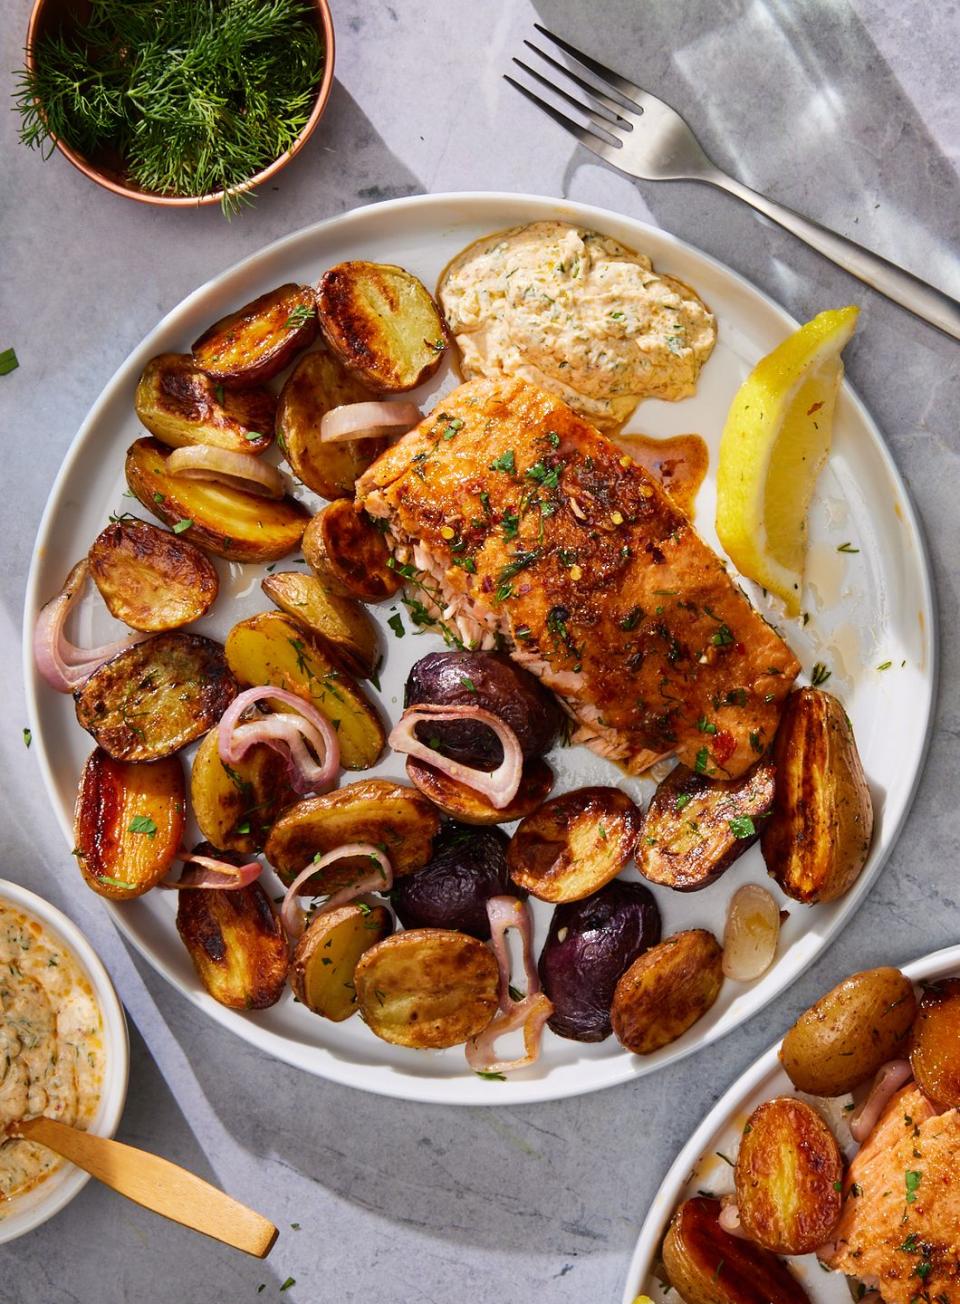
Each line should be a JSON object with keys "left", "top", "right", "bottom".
{"left": 501, "top": 510, "right": 520, "bottom": 540}
{"left": 22, "top": 727, "right": 31, "bottom": 748}
{"left": 811, "top": 662, "right": 832, "bottom": 686}
{"left": 711, "top": 624, "right": 734, "bottom": 647}
{"left": 235, "top": 821, "right": 251, "bottom": 835}
{"left": 284, "top": 304, "right": 315, "bottom": 330}
{"left": 905, "top": 1169, "right": 921, "bottom": 1203}
{"left": 489, "top": 449, "right": 516, "bottom": 474}
{"left": 128, "top": 815, "right": 158, "bottom": 837}
{"left": 837, "top": 541, "right": 860, "bottom": 553}
{"left": 172, "top": 518, "right": 193, "bottom": 534}
{"left": 0, "top": 348, "right": 19, "bottom": 376}
{"left": 497, "top": 549, "right": 540, "bottom": 583}
{"left": 525, "top": 459, "right": 563, "bottom": 490}
{"left": 694, "top": 747, "right": 709, "bottom": 774}
{"left": 877, "top": 660, "right": 892, "bottom": 671}
{"left": 748, "top": 731, "right": 763, "bottom": 754}
{"left": 674, "top": 793, "right": 692, "bottom": 811}
{"left": 618, "top": 606, "right": 644, "bottom": 631}
{"left": 98, "top": 875, "right": 137, "bottom": 890}
{"left": 387, "top": 613, "right": 405, "bottom": 638}
{"left": 279, "top": 1279, "right": 296, "bottom": 1293}
{"left": 474, "top": 1070, "right": 506, "bottom": 1081}
{"left": 729, "top": 816, "right": 756, "bottom": 839}
{"left": 451, "top": 556, "right": 477, "bottom": 573}
{"left": 697, "top": 716, "right": 718, "bottom": 735}
{"left": 460, "top": 676, "right": 477, "bottom": 693}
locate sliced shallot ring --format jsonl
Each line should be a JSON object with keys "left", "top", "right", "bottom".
{"left": 388, "top": 705, "right": 523, "bottom": 809}
{"left": 320, "top": 401, "right": 421, "bottom": 443}
{"left": 33, "top": 559, "right": 149, "bottom": 692}
{"left": 157, "top": 851, "right": 262, "bottom": 891}
{"left": 849, "top": 1059, "right": 913, "bottom": 1143}
{"left": 218, "top": 686, "right": 339, "bottom": 796}
{"left": 486, "top": 895, "right": 540, "bottom": 1013}
{"left": 718, "top": 1201, "right": 750, "bottom": 1240}
{"left": 465, "top": 993, "right": 553, "bottom": 1075}
{"left": 165, "top": 445, "right": 285, "bottom": 499}
{"left": 280, "top": 844, "right": 393, "bottom": 940}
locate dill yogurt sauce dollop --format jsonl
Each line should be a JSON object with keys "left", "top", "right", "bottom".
{"left": 0, "top": 903, "right": 104, "bottom": 1205}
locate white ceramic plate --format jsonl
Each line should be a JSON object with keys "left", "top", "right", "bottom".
{"left": 0, "top": 880, "right": 129, "bottom": 1242}
{"left": 622, "top": 943, "right": 960, "bottom": 1302}
{"left": 23, "top": 193, "right": 936, "bottom": 1105}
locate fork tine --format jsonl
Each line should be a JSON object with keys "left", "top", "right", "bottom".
{"left": 511, "top": 58, "right": 628, "bottom": 138}
{"left": 521, "top": 41, "right": 636, "bottom": 123}
{"left": 532, "top": 23, "right": 645, "bottom": 110}
{"left": 503, "top": 76, "right": 624, "bottom": 166}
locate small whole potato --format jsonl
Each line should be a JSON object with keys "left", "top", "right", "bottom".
{"left": 734, "top": 1097, "right": 843, "bottom": 1255}
{"left": 611, "top": 929, "right": 723, "bottom": 1055}
{"left": 390, "top": 824, "right": 511, "bottom": 939}
{"left": 779, "top": 966, "right": 917, "bottom": 1097}
{"left": 910, "top": 977, "right": 960, "bottom": 1109}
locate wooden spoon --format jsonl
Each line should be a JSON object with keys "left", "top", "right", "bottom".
{"left": 10, "top": 1116, "right": 278, "bottom": 1257}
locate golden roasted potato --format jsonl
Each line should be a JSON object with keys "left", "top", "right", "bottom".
{"left": 734, "top": 1098, "right": 843, "bottom": 1255}
{"left": 264, "top": 778, "right": 440, "bottom": 886}
{"left": 224, "top": 611, "right": 386, "bottom": 770}
{"left": 276, "top": 350, "right": 387, "bottom": 500}
{"left": 779, "top": 966, "right": 916, "bottom": 1096}
{"left": 611, "top": 929, "right": 723, "bottom": 1055}
{"left": 405, "top": 755, "right": 554, "bottom": 825}
{"left": 75, "top": 632, "right": 237, "bottom": 762}
{"left": 354, "top": 929, "right": 498, "bottom": 1049}
{"left": 261, "top": 570, "right": 380, "bottom": 679}
{"left": 317, "top": 261, "right": 446, "bottom": 393}
{"left": 507, "top": 786, "right": 641, "bottom": 903}
{"left": 639, "top": 759, "right": 775, "bottom": 892}
{"left": 910, "top": 977, "right": 960, "bottom": 1109}
{"left": 289, "top": 903, "right": 393, "bottom": 1021}
{"left": 88, "top": 517, "right": 219, "bottom": 632}
{"left": 134, "top": 353, "right": 275, "bottom": 454}
{"left": 192, "top": 283, "right": 318, "bottom": 383}
{"left": 761, "top": 688, "right": 873, "bottom": 904}
{"left": 662, "top": 1197, "right": 812, "bottom": 1304}
{"left": 73, "top": 748, "right": 184, "bottom": 899}
{"left": 126, "top": 437, "right": 309, "bottom": 563}
{"left": 176, "top": 861, "right": 288, "bottom": 1010}
{"left": 302, "top": 500, "right": 401, "bottom": 603}
{"left": 190, "top": 727, "right": 300, "bottom": 854}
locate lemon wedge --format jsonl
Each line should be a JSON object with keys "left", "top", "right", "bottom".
{"left": 716, "top": 306, "right": 859, "bottom": 615}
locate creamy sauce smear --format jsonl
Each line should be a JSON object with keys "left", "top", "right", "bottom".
{"left": 0, "top": 904, "right": 104, "bottom": 1206}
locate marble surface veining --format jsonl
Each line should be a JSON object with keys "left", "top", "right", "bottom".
{"left": 1, "top": 0, "right": 958, "bottom": 1300}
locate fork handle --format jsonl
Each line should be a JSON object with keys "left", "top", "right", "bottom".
{"left": 709, "top": 170, "right": 960, "bottom": 342}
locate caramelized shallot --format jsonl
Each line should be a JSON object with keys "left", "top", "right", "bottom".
{"left": 34, "top": 559, "right": 148, "bottom": 692}
{"left": 320, "top": 401, "right": 421, "bottom": 443}
{"left": 388, "top": 706, "right": 523, "bottom": 809}
{"left": 849, "top": 1059, "right": 913, "bottom": 1143}
{"left": 280, "top": 844, "right": 393, "bottom": 940}
{"left": 218, "top": 686, "right": 339, "bottom": 796}
{"left": 486, "top": 895, "right": 540, "bottom": 1012}
{"left": 165, "top": 445, "right": 285, "bottom": 499}
{"left": 158, "top": 851, "right": 262, "bottom": 891}
{"left": 722, "top": 884, "right": 781, "bottom": 981}
{"left": 465, "top": 895, "right": 552, "bottom": 1074}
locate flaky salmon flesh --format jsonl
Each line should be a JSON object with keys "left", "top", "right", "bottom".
{"left": 357, "top": 378, "right": 800, "bottom": 777}
{"left": 819, "top": 1085, "right": 960, "bottom": 1301}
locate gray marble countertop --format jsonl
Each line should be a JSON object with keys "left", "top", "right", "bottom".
{"left": 2, "top": 1, "right": 958, "bottom": 1300}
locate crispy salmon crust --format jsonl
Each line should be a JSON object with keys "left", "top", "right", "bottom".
{"left": 357, "top": 378, "right": 799, "bottom": 777}
{"left": 819, "top": 1085, "right": 960, "bottom": 1301}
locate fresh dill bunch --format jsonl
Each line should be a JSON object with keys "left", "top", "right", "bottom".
{"left": 14, "top": 0, "right": 326, "bottom": 216}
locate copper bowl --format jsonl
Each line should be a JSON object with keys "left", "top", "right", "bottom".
{"left": 24, "top": 0, "right": 335, "bottom": 208}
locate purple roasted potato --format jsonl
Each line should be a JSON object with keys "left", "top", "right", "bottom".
{"left": 390, "top": 824, "right": 511, "bottom": 940}
{"left": 538, "top": 879, "right": 662, "bottom": 1042}
{"left": 404, "top": 651, "right": 563, "bottom": 770}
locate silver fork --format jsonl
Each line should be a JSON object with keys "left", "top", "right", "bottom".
{"left": 507, "top": 26, "right": 960, "bottom": 343}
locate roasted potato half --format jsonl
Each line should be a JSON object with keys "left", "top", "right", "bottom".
{"left": 176, "top": 861, "right": 288, "bottom": 1010}
{"left": 662, "top": 1197, "right": 812, "bottom": 1304}
{"left": 224, "top": 611, "right": 386, "bottom": 770}
{"left": 639, "top": 759, "right": 775, "bottom": 892}
{"left": 508, "top": 786, "right": 642, "bottom": 903}
{"left": 264, "top": 778, "right": 440, "bottom": 887}
{"left": 276, "top": 350, "right": 387, "bottom": 500}
{"left": 126, "top": 437, "right": 309, "bottom": 563}
{"left": 192, "top": 283, "right": 318, "bottom": 383}
{"left": 910, "top": 977, "right": 960, "bottom": 1109}
{"left": 302, "top": 500, "right": 401, "bottom": 603}
{"left": 779, "top": 966, "right": 916, "bottom": 1096}
{"left": 73, "top": 748, "right": 184, "bottom": 899}
{"left": 405, "top": 755, "right": 555, "bottom": 825}
{"left": 289, "top": 903, "right": 393, "bottom": 1021}
{"left": 134, "top": 353, "right": 275, "bottom": 454}
{"left": 611, "top": 929, "right": 723, "bottom": 1055}
{"left": 261, "top": 570, "right": 380, "bottom": 679}
{"left": 190, "top": 727, "right": 301, "bottom": 855}
{"left": 354, "top": 929, "right": 498, "bottom": 1049}
{"left": 75, "top": 632, "right": 237, "bottom": 762}
{"left": 734, "top": 1098, "right": 843, "bottom": 1255}
{"left": 317, "top": 261, "right": 446, "bottom": 393}
{"left": 761, "top": 688, "right": 873, "bottom": 904}
{"left": 88, "top": 517, "right": 219, "bottom": 632}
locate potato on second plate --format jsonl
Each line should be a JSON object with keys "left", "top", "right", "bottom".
{"left": 88, "top": 517, "right": 219, "bottom": 632}
{"left": 734, "top": 1097, "right": 843, "bottom": 1255}
{"left": 290, "top": 903, "right": 393, "bottom": 1021}
{"left": 779, "top": 966, "right": 916, "bottom": 1096}
{"left": 508, "top": 786, "right": 642, "bottom": 902}
{"left": 354, "top": 929, "right": 499, "bottom": 1049}
{"left": 611, "top": 929, "right": 723, "bottom": 1055}
{"left": 302, "top": 499, "right": 401, "bottom": 602}
{"left": 317, "top": 261, "right": 446, "bottom": 392}
{"left": 261, "top": 569, "right": 380, "bottom": 679}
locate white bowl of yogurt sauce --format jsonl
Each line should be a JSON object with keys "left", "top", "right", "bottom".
{"left": 0, "top": 879, "right": 128, "bottom": 1242}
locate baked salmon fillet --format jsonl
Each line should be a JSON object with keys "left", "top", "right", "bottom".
{"left": 819, "top": 1085, "right": 960, "bottom": 1301}
{"left": 357, "top": 378, "right": 799, "bottom": 778}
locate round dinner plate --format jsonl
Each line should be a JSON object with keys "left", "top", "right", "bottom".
{"left": 24, "top": 192, "right": 936, "bottom": 1105}
{"left": 622, "top": 942, "right": 960, "bottom": 1302}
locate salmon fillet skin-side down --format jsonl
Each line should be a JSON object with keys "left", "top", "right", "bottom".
{"left": 357, "top": 377, "right": 800, "bottom": 778}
